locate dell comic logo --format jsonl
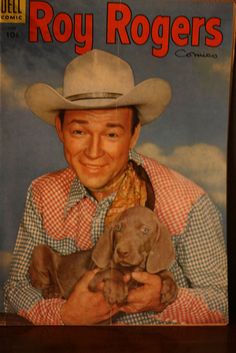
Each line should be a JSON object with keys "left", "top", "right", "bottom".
{"left": 0, "top": 0, "right": 26, "bottom": 23}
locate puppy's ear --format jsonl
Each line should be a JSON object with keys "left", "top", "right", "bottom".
{"left": 92, "top": 225, "right": 114, "bottom": 269}
{"left": 146, "top": 222, "right": 175, "bottom": 273}
{"left": 29, "top": 245, "right": 60, "bottom": 288}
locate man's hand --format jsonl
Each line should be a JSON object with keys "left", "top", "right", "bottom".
{"left": 60, "top": 269, "right": 119, "bottom": 325}
{"left": 120, "top": 272, "right": 165, "bottom": 313}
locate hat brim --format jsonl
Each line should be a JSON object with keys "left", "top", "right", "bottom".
{"left": 25, "top": 78, "right": 171, "bottom": 126}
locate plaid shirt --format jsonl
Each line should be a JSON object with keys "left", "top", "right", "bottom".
{"left": 4, "top": 151, "right": 228, "bottom": 325}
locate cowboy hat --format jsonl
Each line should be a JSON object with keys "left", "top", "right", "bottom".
{"left": 25, "top": 49, "right": 171, "bottom": 126}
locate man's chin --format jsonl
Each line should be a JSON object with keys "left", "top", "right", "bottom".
{"left": 79, "top": 178, "right": 110, "bottom": 193}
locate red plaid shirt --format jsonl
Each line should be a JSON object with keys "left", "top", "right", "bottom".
{"left": 4, "top": 153, "right": 228, "bottom": 325}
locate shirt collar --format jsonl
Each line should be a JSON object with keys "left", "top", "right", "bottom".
{"left": 64, "top": 149, "right": 143, "bottom": 215}
{"left": 64, "top": 177, "right": 89, "bottom": 216}
{"left": 129, "top": 149, "right": 143, "bottom": 166}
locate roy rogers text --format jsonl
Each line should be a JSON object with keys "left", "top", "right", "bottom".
{"left": 28, "top": 1, "right": 223, "bottom": 58}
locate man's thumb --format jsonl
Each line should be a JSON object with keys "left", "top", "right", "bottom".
{"left": 131, "top": 271, "right": 161, "bottom": 285}
{"left": 77, "top": 268, "right": 100, "bottom": 288}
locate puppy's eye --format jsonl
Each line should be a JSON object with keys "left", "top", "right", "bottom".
{"left": 141, "top": 226, "right": 151, "bottom": 235}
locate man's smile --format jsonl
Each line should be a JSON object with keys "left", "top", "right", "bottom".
{"left": 80, "top": 162, "right": 108, "bottom": 170}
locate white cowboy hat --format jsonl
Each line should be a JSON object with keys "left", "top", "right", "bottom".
{"left": 25, "top": 49, "right": 171, "bottom": 126}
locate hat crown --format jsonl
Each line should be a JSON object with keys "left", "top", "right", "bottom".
{"left": 63, "top": 49, "right": 135, "bottom": 98}
{"left": 25, "top": 49, "right": 171, "bottom": 126}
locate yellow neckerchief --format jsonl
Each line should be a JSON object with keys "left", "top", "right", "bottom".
{"left": 104, "top": 162, "right": 147, "bottom": 226}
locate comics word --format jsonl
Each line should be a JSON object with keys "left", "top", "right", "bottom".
{"left": 175, "top": 49, "right": 218, "bottom": 59}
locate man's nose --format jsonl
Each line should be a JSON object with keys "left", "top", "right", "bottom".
{"left": 85, "top": 135, "right": 103, "bottom": 159}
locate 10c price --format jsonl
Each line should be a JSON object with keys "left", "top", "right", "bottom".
{"left": 6, "top": 31, "right": 19, "bottom": 39}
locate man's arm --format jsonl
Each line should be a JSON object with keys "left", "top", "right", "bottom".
{"left": 4, "top": 186, "right": 67, "bottom": 324}
{"left": 4, "top": 185, "right": 118, "bottom": 325}
{"left": 156, "top": 194, "right": 228, "bottom": 324}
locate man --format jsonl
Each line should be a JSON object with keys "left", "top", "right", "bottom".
{"left": 4, "top": 49, "right": 227, "bottom": 325}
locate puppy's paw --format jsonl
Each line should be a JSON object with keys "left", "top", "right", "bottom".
{"left": 103, "top": 280, "right": 128, "bottom": 306}
{"left": 160, "top": 277, "right": 178, "bottom": 305}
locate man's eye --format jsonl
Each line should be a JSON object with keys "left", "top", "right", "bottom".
{"left": 72, "top": 130, "right": 84, "bottom": 135}
{"left": 107, "top": 132, "right": 118, "bottom": 138}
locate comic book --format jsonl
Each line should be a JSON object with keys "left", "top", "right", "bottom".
{"left": 0, "top": 0, "right": 235, "bottom": 326}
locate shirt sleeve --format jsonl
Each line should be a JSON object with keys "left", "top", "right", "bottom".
{"left": 4, "top": 185, "right": 65, "bottom": 325}
{"left": 155, "top": 194, "right": 228, "bottom": 324}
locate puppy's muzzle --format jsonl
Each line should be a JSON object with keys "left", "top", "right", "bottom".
{"left": 113, "top": 242, "right": 144, "bottom": 267}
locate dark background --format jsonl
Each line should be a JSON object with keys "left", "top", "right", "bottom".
{"left": 0, "top": 1, "right": 235, "bottom": 351}
{"left": 227, "top": 42, "right": 236, "bottom": 325}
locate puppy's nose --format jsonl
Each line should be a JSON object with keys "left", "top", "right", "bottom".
{"left": 117, "top": 247, "right": 129, "bottom": 258}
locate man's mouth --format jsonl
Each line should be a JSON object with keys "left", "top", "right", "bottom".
{"left": 81, "top": 162, "right": 107, "bottom": 171}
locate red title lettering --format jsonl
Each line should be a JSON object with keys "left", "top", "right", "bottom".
{"left": 28, "top": 1, "right": 93, "bottom": 55}
{"left": 106, "top": 2, "right": 223, "bottom": 58}
{"left": 27, "top": 1, "right": 223, "bottom": 58}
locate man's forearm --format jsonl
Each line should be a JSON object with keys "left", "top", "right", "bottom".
{"left": 154, "top": 287, "right": 227, "bottom": 324}
{"left": 19, "top": 298, "right": 66, "bottom": 325}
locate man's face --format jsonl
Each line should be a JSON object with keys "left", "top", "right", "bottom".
{"left": 55, "top": 108, "right": 140, "bottom": 193}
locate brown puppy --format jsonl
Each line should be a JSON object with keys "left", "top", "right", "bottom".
{"left": 29, "top": 206, "right": 178, "bottom": 307}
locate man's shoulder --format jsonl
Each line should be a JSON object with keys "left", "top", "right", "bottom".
{"left": 141, "top": 154, "right": 204, "bottom": 193}
{"left": 140, "top": 154, "right": 205, "bottom": 235}
{"left": 31, "top": 167, "right": 76, "bottom": 191}
{"left": 29, "top": 168, "right": 77, "bottom": 213}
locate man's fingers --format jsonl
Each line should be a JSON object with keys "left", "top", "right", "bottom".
{"left": 125, "top": 286, "right": 146, "bottom": 303}
{"left": 76, "top": 269, "right": 100, "bottom": 289}
{"left": 119, "top": 303, "right": 140, "bottom": 313}
{"left": 96, "top": 281, "right": 105, "bottom": 291}
{"left": 123, "top": 273, "right": 131, "bottom": 283}
{"left": 131, "top": 271, "right": 162, "bottom": 286}
{"left": 110, "top": 305, "right": 120, "bottom": 316}
{"left": 84, "top": 268, "right": 100, "bottom": 280}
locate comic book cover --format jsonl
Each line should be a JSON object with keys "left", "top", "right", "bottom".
{"left": 0, "top": 0, "right": 235, "bottom": 326}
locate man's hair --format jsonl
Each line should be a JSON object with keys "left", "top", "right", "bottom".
{"left": 58, "top": 107, "right": 140, "bottom": 135}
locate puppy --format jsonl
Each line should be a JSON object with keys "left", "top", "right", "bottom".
{"left": 29, "top": 206, "right": 178, "bottom": 307}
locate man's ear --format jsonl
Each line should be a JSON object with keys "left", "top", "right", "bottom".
{"left": 130, "top": 122, "right": 141, "bottom": 149}
{"left": 55, "top": 116, "right": 64, "bottom": 143}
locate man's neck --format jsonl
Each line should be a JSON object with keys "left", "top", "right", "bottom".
{"left": 90, "top": 169, "right": 127, "bottom": 202}
{"left": 91, "top": 190, "right": 114, "bottom": 202}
